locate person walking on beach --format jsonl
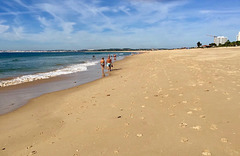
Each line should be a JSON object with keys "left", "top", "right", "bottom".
{"left": 114, "top": 54, "right": 117, "bottom": 61}
{"left": 100, "top": 57, "right": 105, "bottom": 76}
{"left": 106, "top": 56, "right": 112, "bottom": 71}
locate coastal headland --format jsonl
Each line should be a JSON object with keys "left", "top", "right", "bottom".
{"left": 0, "top": 47, "right": 240, "bottom": 155}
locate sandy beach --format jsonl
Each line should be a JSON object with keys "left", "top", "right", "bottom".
{"left": 0, "top": 47, "right": 240, "bottom": 156}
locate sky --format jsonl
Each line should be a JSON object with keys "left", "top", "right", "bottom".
{"left": 0, "top": 0, "right": 240, "bottom": 50}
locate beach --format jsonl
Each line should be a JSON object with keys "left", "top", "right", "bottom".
{"left": 0, "top": 52, "right": 132, "bottom": 115}
{"left": 0, "top": 47, "right": 240, "bottom": 155}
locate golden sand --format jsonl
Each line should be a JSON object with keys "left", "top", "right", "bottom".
{"left": 0, "top": 47, "right": 240, "bottom": 155}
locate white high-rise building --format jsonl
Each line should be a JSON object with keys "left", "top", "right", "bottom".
{"left": 237, "top": 32, "right": 240, "bottom": 41}
{"left": 214, "top": 36, "right": 228, "bottom": 46}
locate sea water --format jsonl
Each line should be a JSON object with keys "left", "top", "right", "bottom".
{"left": 0, "top": 51, "right": 133, "bottom": 115}
{"left": 0, "top": 52, "right": 131, "bottom": 87}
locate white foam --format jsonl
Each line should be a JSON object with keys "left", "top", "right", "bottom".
{"left": 0, "top": 61, "right": 98, "bottom": 87}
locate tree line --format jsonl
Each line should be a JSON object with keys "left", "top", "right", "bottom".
{"left": 197, "top": 40, "right": 240, "bottom": 48}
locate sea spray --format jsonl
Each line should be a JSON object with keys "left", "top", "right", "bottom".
{"left": 0, "top": 61, "right": 98, "bottom": 87}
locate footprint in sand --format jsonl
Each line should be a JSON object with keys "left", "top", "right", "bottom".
{"left": 124, "top": 132, "right": 129, "bottom": 138}
{"left": 137, "top": 134, "right": 143, "bottom": 137}
{"left": 169, "top": 113, "right": 175, "bottom": 117}
{"left": 227, "top": 97, "right": 231, "bottom": 100}
{"left": 179, "top": 94, "right": 183, "bottom": 97}
{"left": 202, "top": 150, "right": 211, "bottom": 156}
{"left": 221, "top": 138, "right": 228, "bottom": 143}
{"left": 192, "top": 107, "right": 202, "bottom": 111}
{"left": 180, "top": 137, "right": 189, "bottom": 143}
{"left": 199, "top": 115, "right": 206, "bottom": 119}
{"left": 95, "top": 126, "right": 101, "bottom": 131}
{"left": 29, "top": 150, "right": 37, "bottom": 155}
{"left": 171, "top": 104, "right": 177, "bottom": 108}
{"left": 125, "top": 123, "right": 130, "bottom": 126}
{"left": 187, "top": 111, "right": 193, "bottom": 115}
{"left": 26, "top": 145, "right": 33, "bottom": 149}
{"left": 179, "top": 122, "right": 188, "bottom": 128}
{"left": 192, "top": 126, "right": 201, "bottom": 130}
{"left": 141, "top": 105, "right": 145, "bottom": 108}
{"left": 144, "top": 97, "right": 149, "bottom": 99}
{"left": 182, "top": 101, "right": 188, "bottom": 104}
{"left": 223, "top": 92, "right": 229, "bottom": 95}
{"left": 164, "top": 94, "right": 169, "bottom": 98}
{"left": 210, "top": 124, "right": 218, "bottom": 130}
{"left": 158, "top": 89, "right": 163, "bottom": 93}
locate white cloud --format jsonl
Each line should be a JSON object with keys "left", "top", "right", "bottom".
{"left": 0, "top": 20, "right": 9, "bottom": 33}
{"left": 0, "top": 24, "right": 9, "bottom": 33}
{"left": 200, "top": 9, "right": 240, "bottom": 14}
{"left": 0, "top": 0, "right": 240, "bottom": 50}
{"left": 13, "top": 27, "right": 24, "bottom": 39}
{"left": 61, "top": 22, "right": 76, "bottom": 34}
{"left": 37, "top": 16, "right": 51, "bottom": 27}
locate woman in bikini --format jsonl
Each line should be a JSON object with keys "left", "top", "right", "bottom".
{"left": 100, "top": 57, "right": 105, "bottom": 76}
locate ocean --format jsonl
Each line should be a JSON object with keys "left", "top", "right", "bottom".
{"left": 0, "top": 51, "right": 134, "bottom": 115}
{"left": 0, "top": 52, "right": 132, "bottom": 87}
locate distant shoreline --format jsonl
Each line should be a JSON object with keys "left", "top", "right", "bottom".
{"left": 1, "top": 45, "right": 239, "bottom": 53}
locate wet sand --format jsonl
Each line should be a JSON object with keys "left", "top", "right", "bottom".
{"left": 0, "top": 65, "right": 103, "bottom": 115}
{"left": 0, "top": 47, "right": 240, "bottom": 155}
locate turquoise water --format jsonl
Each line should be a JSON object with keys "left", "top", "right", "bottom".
{"left": 0, "top": 52, "right": 131, "bottom": 87}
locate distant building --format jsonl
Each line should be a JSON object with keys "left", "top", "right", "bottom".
{"left": 237, "top": 32, "right": 240, "bottom": 41}
{"left": 214, "top": 36, "right": 228, "bottom": 46}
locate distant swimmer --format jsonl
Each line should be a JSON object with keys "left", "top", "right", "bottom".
{"left": 100, "top": 57, "right": 105, "bottom": 76}
{"left": 106, "top": 56, "right": 112, "bottom": 71}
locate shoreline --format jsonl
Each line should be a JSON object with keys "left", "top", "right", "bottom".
{"left": 0, "top": 47, "right": 240, "bottom": 155}
{"left": 0, "top": 53, "right": 136, "bottom": 115}
{"left": 0, "top": 66, "right": 102, "bottom": 115}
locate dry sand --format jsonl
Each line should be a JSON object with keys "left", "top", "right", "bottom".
{"left": 0, "top": 47, "right": 240, "bottom": 156}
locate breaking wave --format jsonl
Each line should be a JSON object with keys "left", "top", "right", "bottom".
{"left": 0, "top": 61, "right": 98, "bottom": 87}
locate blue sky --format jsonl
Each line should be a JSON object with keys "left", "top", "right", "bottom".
{"left": 0, "top": 0, "right": 240, "bottom": 50}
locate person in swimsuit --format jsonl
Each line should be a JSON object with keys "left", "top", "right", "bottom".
{"left": 106, "top": 56, "right": 112, "bottom": 71}
{"left": 100, "top": 57, "right": 105, "bottom": 76}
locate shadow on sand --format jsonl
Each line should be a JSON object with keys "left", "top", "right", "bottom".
{"left": 111, "top": 68, "right": 122, "bottom": 71}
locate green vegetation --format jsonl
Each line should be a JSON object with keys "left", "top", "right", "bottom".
{"left": 197, "top": 41, "right": 202, "bottom": 48}
{"left": 197, "top": 40, "right": 240, "bottom": 48}
{"left": 209, "top": 43, "right": 217, "bottom": 47}
{"left": 218, "top": 40, "right": 240, "bottom": 47}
